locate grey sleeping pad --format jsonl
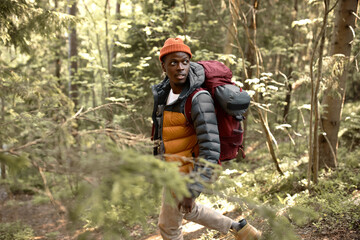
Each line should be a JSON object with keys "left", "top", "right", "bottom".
{"left": 214, "top": 84, "right": 251, "bottom": 120}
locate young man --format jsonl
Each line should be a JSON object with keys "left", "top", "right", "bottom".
{"left": 151, "top": 38, "right": 261, "bottom": 240}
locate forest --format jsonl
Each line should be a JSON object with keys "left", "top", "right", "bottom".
{"left": 0, "top": 0, "right": 360, "bottom": 239}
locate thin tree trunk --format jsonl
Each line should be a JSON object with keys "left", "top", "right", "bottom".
{"left": 104, "top": 0, "right": 111, "bottom": 109}
{"left": 1, "top": 97, "right": 5, "bottom": 179}
{"left": 246, "top": 0, "right": 281, "bottom": 174}
{"left": 223, "top": 0, "right": 238, "bottom": 67}
{"left": 54, "top": 0, "right": 61, "bottom": 81}
{"left": 319, "top": 0, "right": 358, "bottom": 169}
{"left": 312, "top": 0, "right": 329, "bottom": 184}
{"left": 241, "top": 0, "right": 258, "bottom": 154}
{"left": 104, "top": 0, "right": 111, "bottom": 75}
{"left": 308, "top": 0, "right": 334, "bottom": 186}
{"left": 68, "top": 0, "right": 79, "bottom": 108}
{"left": 183, "top": 0, "right": 187, "bottom": 38}
{"left": 243, "top": 0, "right": 258, "bottom": 81}
{"left": 258, "top": 109, "right": 284, "bottom": 175}
{"left": 83, "top": 2, "right": 105, "bottom": 69}
{"left": 109, "top": 0, "right": 121, "bottom": 101}
{"left": 223, "top": 23, "right": 236, "bottom": 67}
{"left": 283, "top": 0, "right": 298, "bottom": 123}
{"left": 111, "top": 0, "right": 121, "bottom": 66}
{"left": 82, "top": 2, "right": 106, "bottom": 104}
{"left": 55, "top": 55, "right": 61, "bottom": 80}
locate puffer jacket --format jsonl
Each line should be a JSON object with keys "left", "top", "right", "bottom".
{"left": 152, "top": 62, "right": 220, "bottom": 198}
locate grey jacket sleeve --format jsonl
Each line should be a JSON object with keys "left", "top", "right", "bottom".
{"left": 187, "top": 90, "right": 220, "bottom": 198}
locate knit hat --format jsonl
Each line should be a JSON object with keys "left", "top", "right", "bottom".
{"left": 159, "top": 38, "right": 192, "bottom": 61}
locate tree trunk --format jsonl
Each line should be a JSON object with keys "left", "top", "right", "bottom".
{"left": 54, "top": 0, "right": 61, "bottom": 82}
{"left": 282, "top": 0, "right": 298, "bottom": 123}
{"left": 311, "top": 0, "right": 329, "bottom": 184}
{"left": 1, "top": 97, "right": 5, "bottom": 179}
{"left": 110, "top": 0, "right": 121, "bottom": 99}
{"left": 244, "top": 0, "right": 259, "bottom": 81}
{"left": 182, "top": 0, "right": 187, "bottom": 38}
{"left": 241, "top": 0, "right": 259, "bottom": 155}
{"left": 223, "top": 1, "right": 237, "bottom": 67}
{"left": 111, "top": 0, "right": 121, "bottom": 66}
{"left": 104, "top": 0, "right": 111, "bottom": 75}
{"left": 68, "top": 0, "right": 79, "bottom": 108}
{"left": 318, "top": 0, "right": 358, "bottom": 169}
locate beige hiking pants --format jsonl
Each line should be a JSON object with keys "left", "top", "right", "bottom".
{"left": 158, "top": 190, "right": 233, "bottom": 240}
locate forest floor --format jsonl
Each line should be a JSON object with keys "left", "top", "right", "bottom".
{"left": 0, "top": 191, "right": 359, "bottom": 240}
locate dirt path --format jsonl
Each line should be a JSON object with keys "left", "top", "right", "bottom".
{"left": 0, "top": 194, "right": 72, "bottom": 239}
{"left": 142, "top": 209, "right": 245, "bottom": 240}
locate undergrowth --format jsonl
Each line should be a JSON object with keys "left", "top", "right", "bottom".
{"left": 196, "top": 144, "right": 360, "bottom": 239}
{"left": 0, "top": 222, "right": 34, "bottom": 240}
{"left": 1, "top": 130, "right": 359, "bottom": 239}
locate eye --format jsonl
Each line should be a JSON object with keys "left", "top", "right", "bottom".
{"left": 170, "top": 61, "right": 176, "bottom": 66}
{"left": 183, "top": 60, "right": 189, "bottom": 64}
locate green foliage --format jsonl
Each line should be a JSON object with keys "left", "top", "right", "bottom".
{"left": 0, "top": 222, "right": 34, "bottom": 240}
{"left": 339, "top": 102, "right": 360, "bottom": 151}
{"left": 45, "top": 231, "right": 60, "bottom": 240}
{"left": 0, "top": 0, "right": 75, "bottom": 52}
{"left": 0, "top": 68, "right": 73, "bottom": 149}
{"left": 0, "top": 153, "right": 30, "bottom": 175}
{"left": 199, "top": 140, "right": 359, "bottom": 239}
{"left": 69, "top": 148, "right": 189, "bottom": 239}
{"left": 32, "top": 194, "right": 51, "bottom": 205}
{"left": 298, "top": 150, "right": 360, "bottom": 231}
{"left": 0, "top": 0, "right": 359, "bottom": 239}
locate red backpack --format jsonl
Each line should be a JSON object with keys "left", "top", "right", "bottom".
{"left": 184, "top": 61, "right": 250, "bottom": 163}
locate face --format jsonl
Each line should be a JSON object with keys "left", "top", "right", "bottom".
{"left": 161, "top": 52, "right": 190, "bottom": 94}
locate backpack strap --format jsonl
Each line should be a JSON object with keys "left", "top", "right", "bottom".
{"left": 184, "top": 88, "right": 207, "bottom": 125}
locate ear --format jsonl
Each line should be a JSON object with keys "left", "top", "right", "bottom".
{"left": 161, "top": 61, "right": 166, "bottom": 73}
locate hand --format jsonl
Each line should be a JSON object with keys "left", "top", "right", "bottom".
{"left": 178, "top": 197, "right": 195, "bottom": 213}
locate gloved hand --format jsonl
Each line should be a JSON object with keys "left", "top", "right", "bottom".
{"left": 178, "top": 197, "right": 195, "bottom": 213}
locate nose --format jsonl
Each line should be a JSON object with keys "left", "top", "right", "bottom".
{"left": 177, "top": 62, "right": 184, "bottom": 70}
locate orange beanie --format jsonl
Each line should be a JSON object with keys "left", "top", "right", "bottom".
{"left": 159, "top": 38, "right": 192, "bottom": 61}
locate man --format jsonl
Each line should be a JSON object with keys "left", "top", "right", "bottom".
{"left": 151, "top": 37, "right": 261, "bottom": 240}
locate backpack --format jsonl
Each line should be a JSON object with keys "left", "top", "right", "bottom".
{"left": 184, "top": 61, "right": 250, "bottom": 163}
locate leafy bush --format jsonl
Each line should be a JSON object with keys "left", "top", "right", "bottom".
{"left": 0, "top": 222, "right": 34, "bottom": 240}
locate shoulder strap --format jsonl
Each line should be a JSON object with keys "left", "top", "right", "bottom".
{"left": 184, "top": 88, "right": 206, "bottom": 125}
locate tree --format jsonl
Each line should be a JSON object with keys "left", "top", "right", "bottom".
{"left": 242, "top": 0, "right": 259, "bottom": 151}
{"left": 54, "top": 0, "right": 62, "bottom": 80}
{"left": 282, "top": 0, "right": 298, "bottom": 123}
{"left": 318, "top": 0, "right": 358, "bottom": 169}
{"left": 0, "top": 0, "right": 73, "bottom": 180}
{"left": 308, "top": 0, "right": 331, "bottom": 185}
{"left": 0, "top": 0, "right": 73, "bottom": 52}
{"left": 68, "top": 0, "right": 79, "bottom": 108}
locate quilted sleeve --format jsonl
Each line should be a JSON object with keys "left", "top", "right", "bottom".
{"left": 187, "top": 90, "right": 220, "bottom": 198}
{"left": 191, "top": 91, "right": 220, "bottom": 164}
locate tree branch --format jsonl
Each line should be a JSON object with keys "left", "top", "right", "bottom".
{"left": 0, "top": 103, "right": 126, "bottom": 155}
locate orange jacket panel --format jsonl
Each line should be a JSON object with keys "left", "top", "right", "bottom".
{"left": 163, "top": 110, "right": 199, "bottom": 173}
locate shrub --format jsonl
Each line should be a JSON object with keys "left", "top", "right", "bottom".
{"left": 0, "top": 222, "right": 34, "bottom": 240}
